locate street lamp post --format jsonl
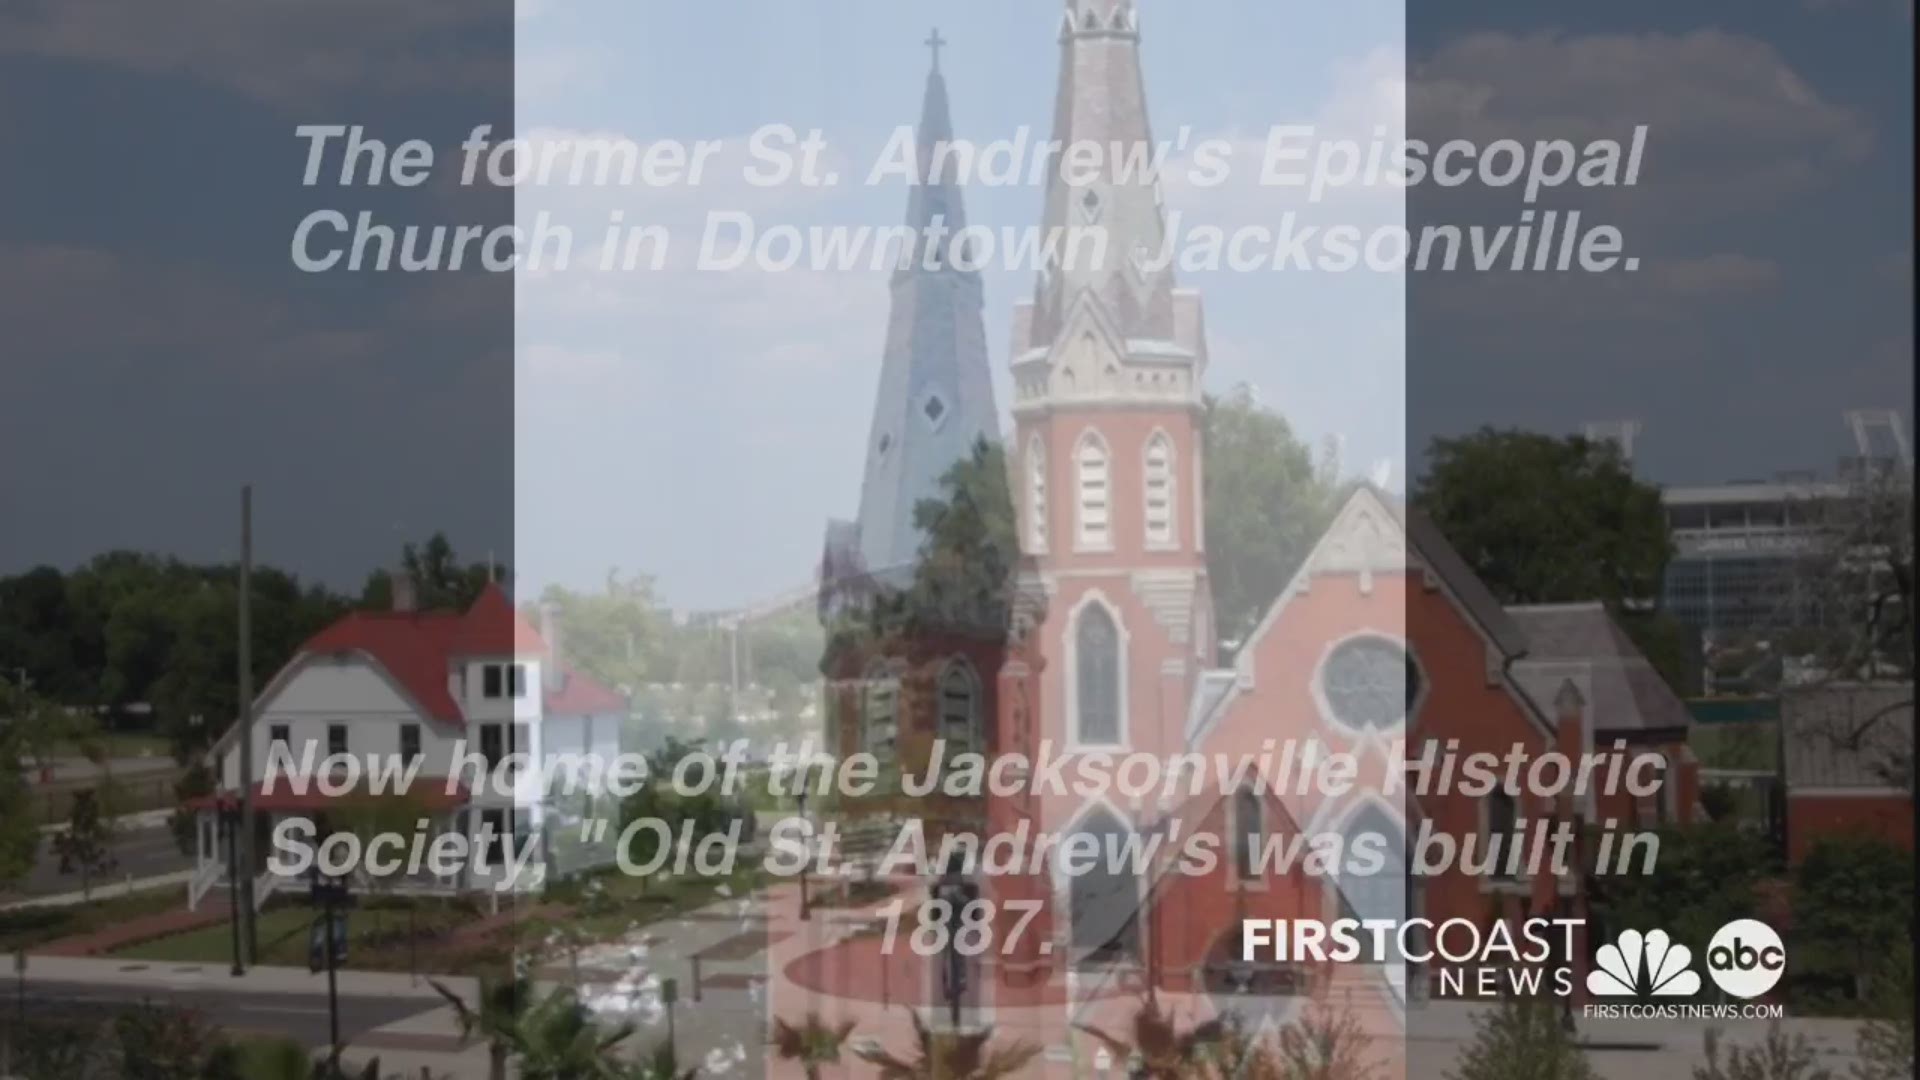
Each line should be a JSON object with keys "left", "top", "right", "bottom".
{"left": 795, "top": 763, "right": 812, "bottom": 922}
{"left": 933, "top": 855, "right": 977, "bottom": 1031}
{"left": 308, "top": 868, "right": 352, "bottom": 1065}
{"left": 219, "top": 795, "right": 244, "bottom": 977}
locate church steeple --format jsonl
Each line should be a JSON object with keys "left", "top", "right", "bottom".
{"left": 847, "top": 32, "right": 998, "bottom": 580}
{"left": 1024, "top": 0, "right": 1177, "bottom": 351}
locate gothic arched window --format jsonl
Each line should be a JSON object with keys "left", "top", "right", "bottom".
{"left": 1068, "top": 806, "right": 1139, "bottom": 964}
{"left": 863, "top": 660, "right": 899, "bottom": 763}
{"left": 1233, "top": 786, "right": 1264, "bottom": 881}
{"left": 1076, "top": 431, "right": 1110, "bottom": 549}
{"left": 938, "top": 660, "right": 980, "bottom": 755}
{"left": 1075, "top": 602, "right": 1122, "bottom": 745}
{"left": 1027, "top": 435, "right": 1049, "bottom": 552}
{"left": 1143, "top": 433, "right": 1175, "bottom": 546}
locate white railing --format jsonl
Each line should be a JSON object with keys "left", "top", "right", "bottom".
{"left": 187, "top": 862, "right": 224, "bottom": 912}
{"left": 252, "top": 870, "right": 279, "bottom": 912}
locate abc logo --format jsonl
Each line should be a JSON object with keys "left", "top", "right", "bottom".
{"left": 1706, "top": 919, "right": 1785, "bottom": 999}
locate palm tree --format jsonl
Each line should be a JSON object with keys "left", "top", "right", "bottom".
{"left": 512, "top": 987, "right": 638, "bottom": 1080}
{"left": 1075, "top": 992, "right": 1224, "bottom": 1080}
{"left": 434, "top": 975, "right": 644, "bottom": 1080}
{"left": 432, "top": 974, "right": 533, "bottom": 1080}
{"left": 854, "top": 1009, "right": 1040, "bottom": 1080}
{"left": 856, "top": 1006, "right": 1036, "bottom": 1076}
{"left": 771, "top": 1012, "right": 857, "bottom": 1080}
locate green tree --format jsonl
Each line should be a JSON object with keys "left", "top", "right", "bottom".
{"left": 1075, "top": 993, "right": 1224, "bottom": 1080}
{"left": 1791, "top": 835, "right": 1915, "bottom": 1007}
{"left": 856, "top": 1009, "right": 1039, "bottom": 1080}
{"left": 111, "top": 1003, "right": 243, "bottom": 1080}
{"left": 1852, "top": 947, "right": 1915, "bottom": 1080}
{"left": 1446, "top": 998, "right": 1596, "bottom": 1080}
{"left": 1595, "top": 822, "right": 1772, "bottom": 976}
{"left": 432, "top": 974, "right": 532, "bottom": 1080}
{"left": 50, "top": 787, "right": 117, "bottom": 900}
{"left": 1695, "top": 1025, "right": 1831, "bottom": 1080}
{"left": 1201, "top": 390, "right": 1339, "bottom": 649}
{"left": 770, "top": 1013, "right": 856, "bottom": 1080}
{"left": 360, "top": 533, "right": 503, "bottom": 612}
{"left": 1416, "top": 428, "right": 1671, "bottom": 607}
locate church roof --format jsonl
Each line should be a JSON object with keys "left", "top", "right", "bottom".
{"left": 841, "top": 37, "right": 999, "bottom": 585}
{"left": 1506, "top": 602, "right": 1692, "bottom": 734}
{"left": 1024, "top": 0, "right": 1178, "bottom": 350}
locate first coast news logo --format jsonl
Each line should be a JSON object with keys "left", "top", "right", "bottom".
{"left": 1583, "top": 919, "right": 1786, "bottom": 1020}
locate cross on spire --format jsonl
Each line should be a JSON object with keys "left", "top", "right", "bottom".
{"left": 925, "top": 27, "right": 946, "bottom": 72}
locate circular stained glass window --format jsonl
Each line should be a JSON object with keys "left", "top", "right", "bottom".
{"left": 1321, "top": 637, "right": 1417, "bottom": 730}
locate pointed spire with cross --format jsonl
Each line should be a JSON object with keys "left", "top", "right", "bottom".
{"left": 925, "top": 27, "right": 946, "bottom": 72}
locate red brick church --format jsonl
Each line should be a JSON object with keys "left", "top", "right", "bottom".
{"left": 808, "top": 0, "right": 1700, "bottom": 1055}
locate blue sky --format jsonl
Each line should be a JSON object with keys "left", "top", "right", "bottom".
{"left": 0, "top": 1, "right": 1908, "bottom": 614}
{"left": 514, "top": 0, "right": 1406, "bottom": 610}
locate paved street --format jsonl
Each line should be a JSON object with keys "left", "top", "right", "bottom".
{"left": 0, "top": 824, "right": 191, "bottom": 903}
{"left": 6, "top": 976, "right": 440, "bottom": 1047}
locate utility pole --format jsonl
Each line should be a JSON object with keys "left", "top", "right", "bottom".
{"left": 237, "top": 485, "right": 257, "bottom": 964}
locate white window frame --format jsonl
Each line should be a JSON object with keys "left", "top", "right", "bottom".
{"left": 1074, "top": 429, "right": 1112, "bottom": 552}
{"left": 1027, "top": 435, "right": 1049, "bottom": 553}
{"left": 1143, "top": 431, "right": 1176, "bottom": 549}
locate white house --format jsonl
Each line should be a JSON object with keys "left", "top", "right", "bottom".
{"left": 187, "top": 577, "right": 627, "bottom": 911}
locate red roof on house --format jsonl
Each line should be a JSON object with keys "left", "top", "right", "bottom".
{"left": 544, "top": 666, "right": 629, "bottom": 715}
{"left": 290, "top": 585, "right": 624, "bottom": 728}
{"left": 453, "top": 583, "right": 548, "bottom": 657}
{"left": 303, "top": 609, "right": 468, "bottom": 724}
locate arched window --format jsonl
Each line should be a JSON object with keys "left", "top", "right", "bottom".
{"left": 1338, "top": 805, "right": 1407, "bottom": 958}
{"left": 938, "top": 660, "right": 980, "bottom": 755}
{"left": 1232, "top": 786, "right": 1264, "bottom": 881}
{"left": 1075, "top": 602, "right": 1121, "bottom": 745}
{"left": 1068, "top": 806, "right": 1139, "bottom": 964}
{"left": 1143, "top": 433, "right": 1175, "bottom": 546}
{"left": 1027, "top": 436, "right": 1049, "bottom": 552}
{"left": 862, "top": 661, "right": 898, "bottom": 763}
{"left": 1075, "top": 431, "right": 1110, "bottom": 549}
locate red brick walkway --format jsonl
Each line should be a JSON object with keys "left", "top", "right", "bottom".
{"left": 38, "top": 902, "right": 233, "bottom": 957}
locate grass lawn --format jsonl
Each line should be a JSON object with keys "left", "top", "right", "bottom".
{"left": 115, "top": 896, "right": 478, "bottom": 971}
{"left": 108, "top": 863, "right": 773, "bottom": 975}
{"left": 0, "top": 885, "right": 187, "bottom": 952}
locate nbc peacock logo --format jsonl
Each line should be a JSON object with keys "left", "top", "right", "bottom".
{"left": 1585, "top": 928, "right": 1703, "bottom": 998}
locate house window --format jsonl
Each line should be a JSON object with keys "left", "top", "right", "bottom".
{"left": 327, "top": 724, "right": 348, "bottom": 756}
{"left": 1486, "top": 790, "right": 1519, "bottom": 881}
{"left": 479, "top": 723, "right": 504, "bottom": 770}
{"left": 1075, "top": 603, "right": 1121, "bottom": 745}
{"left": 1027, "top": 436, "right": 1049, "bottom": 551}
{"left": 399, "top": 724, "right": 421, "bottom": 765}
{"left": 863, "top": 662, "right": 898, "bottom": 763}
{"left": 1321, "top": 637, "right": 1418, "bottom": 731}
{"left": 510, "top": 722, "right": 531, "bottom": 779}
{"left": 480, "top": 808, "right": 510, "bottom": 867}
{"left": 482, "top": 664, "right": 504, "bottom": 699}
{"left": 1144, "top": 433, "right": 1175, "bottom": 546}
{"left": 507, "top": 664, "right": 528, "bottom": 699}
{"left": 938, "top": 661, "right": 979, "bottom": 755}
{"left": 269, "top": 725, "right": 290, "bottom": 750}
{"left": 1075, "top": 431, "right": 1110, "bottom": 549}
{"left": 1233, "top": 786, "right": 1264, "bottom": 881}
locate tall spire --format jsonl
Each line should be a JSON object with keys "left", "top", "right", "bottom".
{"left": 847, "top": 34, "right": 998, "bottom": 581}
{"left": 1025, "top": 0, "right": 1178, "bottom": 352}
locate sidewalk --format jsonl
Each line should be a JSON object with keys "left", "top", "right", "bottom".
{"left": 16, "top": 953, "right": 472, "bottom": 1000}
{"left": 0, "top": 869, "right": 191, "bottom": 912}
